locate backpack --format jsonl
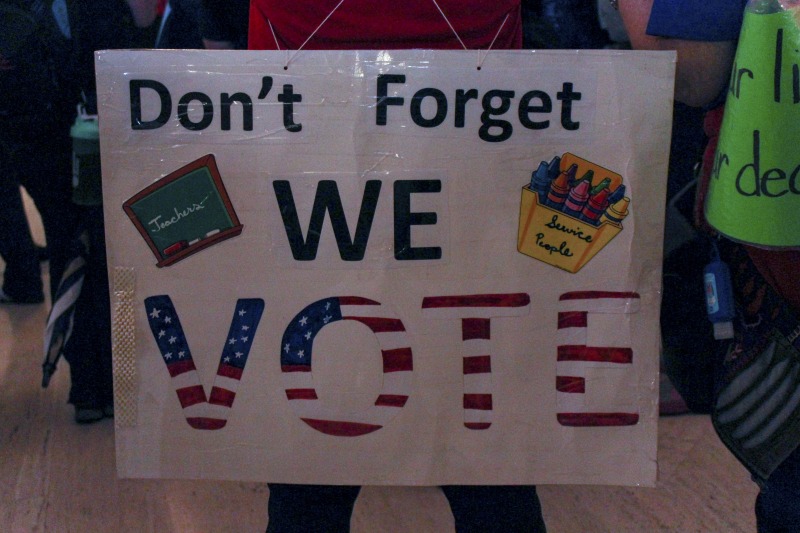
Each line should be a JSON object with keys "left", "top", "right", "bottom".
{"left": 712, "top": 239, "right": 800, "bottom": 481}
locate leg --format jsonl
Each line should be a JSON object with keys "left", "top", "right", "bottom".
{"left": 63, "top": 206, "right": 113, "bottom": 415}
{"left": 266, "top": 484, "right": 361, "bottom": 533}
{"left": 441, "top": 485, "right": 547, "bottom": 533}
{"left": 755, "top": 445, "right": 800, "bottom": 532}
{"left": 0, "top": 179, "right": 44, "bottom": 302}
{"left": 18, "top": 134, "right": 79, "bottom": 300}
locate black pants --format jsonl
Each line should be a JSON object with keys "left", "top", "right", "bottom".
{"left": 0, "top": 185, "right": 42, "bottom": 299}
{"left": 0, "top": 128, "right": 78, "bottom": 301}
{"left": 62, "top": 205, "right": 113, "bottom": 409}
{"left": 755, "top": 443, "right": 800, "bottom": 532}
{"left": 266, "top": 484, "right": 546, "bottom": 532}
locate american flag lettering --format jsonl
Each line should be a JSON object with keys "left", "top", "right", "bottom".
{"left": 556, "top": 291, "right": 640, "bottom": 427}
{"left": 144, "top": 295, "right": 265, "bottom": 430}
{"left": 421, "top": 293, "right": 531, "bottom": 430}
{"left": 281, "top": 296, "right": 412, "bottom": 437}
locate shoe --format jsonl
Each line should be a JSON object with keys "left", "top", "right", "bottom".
{"left": 36, "top": 245, "right": 48, "bottom": 262}
{"left": 0, "top": 287, "right": 44, "bottom": 304}
{"left": 103, "top": 404, "right": 114, "bottom": 418}
{"left": 74, "top": 406, "right": 104, "bottom": 424}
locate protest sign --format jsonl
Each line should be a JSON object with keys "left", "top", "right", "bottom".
{"left": 705, "top": 9, "right": 800, "bottom": 248}
{"left": 96, "top": 49, "right": 674, "bottom": 485}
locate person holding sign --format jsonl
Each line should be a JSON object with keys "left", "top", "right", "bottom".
{"left": 249, "top": 1, "right": 547, "bottom": 531}
{"left": 619, "top": 1, "right": 800, "bottom": 531}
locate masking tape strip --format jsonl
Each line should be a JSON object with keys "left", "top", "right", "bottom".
{"left": 112, "top": 267, "right": 137, "bottom": 428}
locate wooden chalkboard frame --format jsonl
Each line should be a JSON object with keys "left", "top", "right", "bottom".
{"left": 122, "top": 154, "right": 243, "bottom": 267}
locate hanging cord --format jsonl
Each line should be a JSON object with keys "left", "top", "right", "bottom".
{"left": 430, "top": 0, "right": 509, "bottom": 69}
{"left": 266, "top": 17, "right": 289, "bottom": 67}
{"left": 282, "top": 0, "right": 347, "bottom": 69}
{"left": 277, "top": 0, "right": 509, "bottom": 70}
{"left": 430, "top": 0, "right": 468, "bottom": 50}
{"left": 267, "top": 18, "right": 281, "bottom": 50}
{"left": 478, "top": 13, "right": 509, "bottom": 70}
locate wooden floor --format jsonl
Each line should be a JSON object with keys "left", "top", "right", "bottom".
{"left": 1, "top": 194, "right": 759, "bottom": 532}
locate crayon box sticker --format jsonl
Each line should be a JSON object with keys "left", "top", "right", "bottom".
{"left": 517, "top": 152, "right": 630, "bottom": 274}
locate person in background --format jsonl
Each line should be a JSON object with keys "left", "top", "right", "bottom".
{"left": 619, "top": 1, "right": 800, "bottom": 530}
{"left": 249, "top": 2, "right": 546, "bottom": 532}
{"left": 0, "top": 1, "right": 79, "bottom": 306}
{"left": 538, "top": 0, "right": 611, "bottom": 48}
{"left": 0, "top": 186, "right": 48, "bottom": 304}
{"left": 619, "top": 0, "right": 719, "bottom": 417}
{"left": 155, "top": 0, "right": 203, "bottom": 49}
{"left": 60, "top": 0, "right": 159, "bottom": 423}
{"left": 200, "top": 0, "right": 249, "bottom": 49}
{"left": 521, "top": 0, "right": 614, "bottom": 49}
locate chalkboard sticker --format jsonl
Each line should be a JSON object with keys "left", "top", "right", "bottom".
{"left": 122, "top": 154, "right": 243, "bottom": 267}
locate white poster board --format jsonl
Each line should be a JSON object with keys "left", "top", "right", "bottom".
{"left": 96, "top": 49, "right": 675, "bottom": 486}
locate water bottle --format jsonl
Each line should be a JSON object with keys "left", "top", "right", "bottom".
{"left": 70, "top": 104, "right": 102, "bottom": 206}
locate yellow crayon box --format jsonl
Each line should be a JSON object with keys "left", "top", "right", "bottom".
{"left": 517, "top": 153, "right": 627, "bottom": 274}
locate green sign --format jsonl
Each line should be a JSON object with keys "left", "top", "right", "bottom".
{"left": 705, "top": 10, "right": 800, "bottom": 248}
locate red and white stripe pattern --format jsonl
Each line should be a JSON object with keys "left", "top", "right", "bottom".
{"left": 165, "top": 359, "right": 238, "bottom": 430}
{"left": 556, "top": 291, "right": 640, "bottom": 427}
{"left": 145, "top": 295, "right": 265, "bottom": 430}
{"left": 280, "top": 297, "right": 413, "bottom": 437}
{"left": 422, "top": 293, "right": 531, "bottom": 430}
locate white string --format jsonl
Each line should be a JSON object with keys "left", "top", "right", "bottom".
{"left": 430, "top": 0, "right": 468, "bottom": 50}
{"left": 267, "top": 19, "right": 281, "bottom": 51}
{"left": 477, "top": 14, "right": 510, "bottom": 70}
{"left": 267, "top": 18, "right": 290, "bottom": 66}
{"left": 278, "top": 0, "right": 509, "bottom": 71}
{"left": 285, "top": 0, "right": 347, "bottom": 68}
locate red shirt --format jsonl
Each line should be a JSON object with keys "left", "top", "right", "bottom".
{"left": 248, "top": 0, "right": 522, "bottom": 50}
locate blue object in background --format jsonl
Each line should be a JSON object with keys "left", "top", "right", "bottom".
{"left": 704, "top": 243, "right": 735, "bottom": 340}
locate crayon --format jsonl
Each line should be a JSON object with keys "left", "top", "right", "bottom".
{"left": 580, "top": 186, "right": 611, "bottom": 225}
{"left": 562, "top": 179, "right": 591, "bottom": 218}
{"left": 562, "top": 163, "right": 578, "bottom": 184}
{"left": 599, "top": 197, "right": 630, "bottom": 226}
{"left": 546, "top": 164, "right": 576, "bottom": 208}
{"left": 608, "top": 183, "right": 626, "bottom": 205}
{"left": 546, "top": 155, "right": 561, "bottom": 179}
{"left": 163, "top": 240, "right": 188, "bottom": 256}
{"left": 572, "top": 169, "right": 594, "bottom": 188}
{"left": 530, "top": 161, "right": 552, "bottom": 200}
{"left": 590, "top": 177, "right": 612, "bottom": 196}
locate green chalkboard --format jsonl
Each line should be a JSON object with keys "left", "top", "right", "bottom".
{"left": 123, "top": 154, "right": 243, "bottom": 267}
